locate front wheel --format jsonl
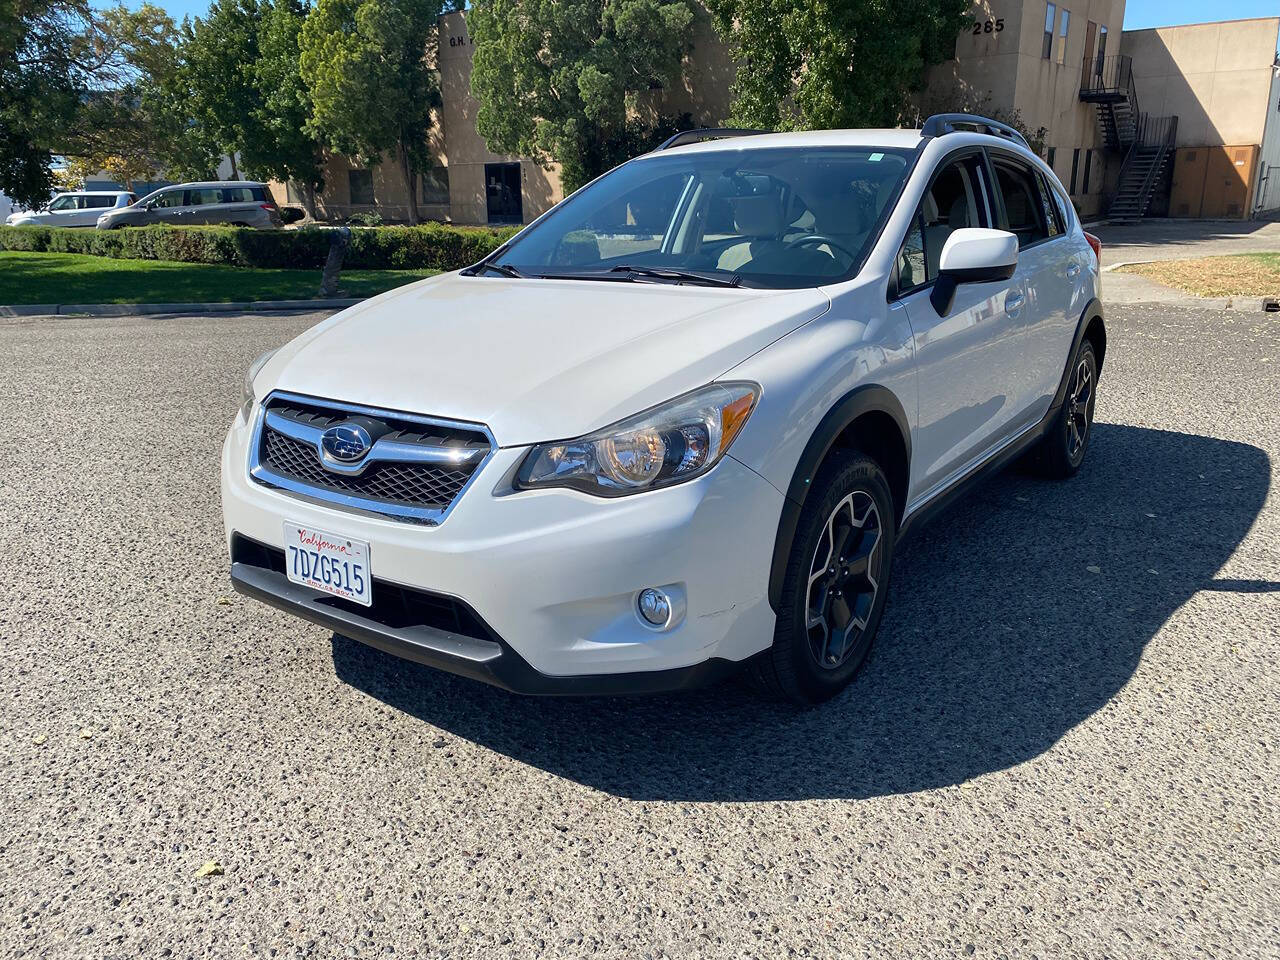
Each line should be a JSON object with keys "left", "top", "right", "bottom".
{"left": 751, "top": 451, "right": 895, "bottom": 705}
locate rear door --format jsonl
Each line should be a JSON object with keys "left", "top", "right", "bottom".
{"left": 70, "top": 195, "right": 115, "bottom": 227}
{"left": 893, "top": 149, "right": 1026, "bottom": 507}
{"left": 988, "top": 152, "right": 1078, "bottom": 420}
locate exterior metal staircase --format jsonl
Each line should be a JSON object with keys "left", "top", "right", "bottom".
{"left": 1108, "top": 116, "right": 1178, "bottom": 222}
{"left": 1078, "top": 54, "right": 1179, "bottom": 222}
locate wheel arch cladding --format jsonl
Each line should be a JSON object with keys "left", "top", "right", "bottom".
{"left": 767, "top": 384, "right": 911, "bottom": 612}
{"left": 1083, "top": 312, "right": 1106, "bottom": 374}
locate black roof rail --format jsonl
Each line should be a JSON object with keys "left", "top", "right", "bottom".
{"left": 655, "top": 127, "right": 771, "bottom": 151}
{"left": 920, "top": 113, "right": 1030, "bottom": 150}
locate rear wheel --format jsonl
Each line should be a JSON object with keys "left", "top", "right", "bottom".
{"left": 752, "top": 451, "right": 895, "bottom": 704}
{"left": 1037, "top": 339, "right": 1097, "bottom": 479}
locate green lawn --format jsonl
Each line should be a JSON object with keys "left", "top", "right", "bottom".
{"left": 0, "top": 251, "right": 439, "bottom": 305}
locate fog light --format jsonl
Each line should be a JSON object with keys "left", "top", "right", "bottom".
{"left": 637, "top": 588, "right": 672, "bottom": 626}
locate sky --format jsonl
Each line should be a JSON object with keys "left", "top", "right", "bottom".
{"left": 136, "top": 0, "right": 1280, "bottom": 32}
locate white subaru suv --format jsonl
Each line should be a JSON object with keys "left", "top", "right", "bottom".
{"left": 223, "top": 115, "right": 1104, "bottom": 704}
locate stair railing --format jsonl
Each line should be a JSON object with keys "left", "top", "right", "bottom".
{"left": 1121, "top": 114, "right": 1179, "bottom": 218}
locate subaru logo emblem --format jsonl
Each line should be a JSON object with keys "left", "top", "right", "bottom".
{"left": 321, "top": 422, "right": 372, "bottom": 463}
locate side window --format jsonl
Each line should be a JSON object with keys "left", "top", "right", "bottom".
{"left": 152, "top": 190, "right": 187, "bottom": 208}
{"left": 1035, "top": 171, "right": 1063, "bottom": 237}
{"left": 83, "top": 196, "right": 114, "bottom": 209}
{"left": 992, "top": 159, "right": 1049, "bottom": 247}
{"left": 896, "top": 211, "right": 926, "bottom": 291}
{"left": 187, "top": 188, "right": 221, "bottom": 206}
{"left": 1048, "top": 181, "right": 1072, "bottom": 232}
{"left": 220, "top": 187, "right": 256, "bottom": 203}
{"left": 895, "top": 156, "right": 986, "bottom": 293}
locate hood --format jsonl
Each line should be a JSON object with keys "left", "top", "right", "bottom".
{"left": 261, "top": 272, "right": 830, "bottom": 446}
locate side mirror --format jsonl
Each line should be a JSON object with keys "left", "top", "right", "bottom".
{"left": 930, "top": 228, "right": 1018, "bottom": 315}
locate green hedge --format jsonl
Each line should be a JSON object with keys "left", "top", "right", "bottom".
{"left": 0, "top": 223, "right": 518, "bottom": 271}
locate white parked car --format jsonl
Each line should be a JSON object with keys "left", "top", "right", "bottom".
{"left": 223, "top": 114, "right": 1105, "bottom": 704}
{"left": 5, "top": 190, "right": 136, "bottom": 227}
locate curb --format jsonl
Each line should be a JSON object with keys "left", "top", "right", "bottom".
{"left": 0, "top": 298, "right": 362, "bottom": 318}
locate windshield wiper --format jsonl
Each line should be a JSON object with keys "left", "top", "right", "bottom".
{"left": 465, "top": 261, "right": 526, "bottom": 278}
{"left": 608, "top": 265, "right": 741, "bottom": 287}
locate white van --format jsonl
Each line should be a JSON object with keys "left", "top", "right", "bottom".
{"left": 6, "top": 191, "right": 138, "bottom": 228}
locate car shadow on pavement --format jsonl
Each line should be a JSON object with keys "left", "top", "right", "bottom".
{"left": 331, "top": 424, "right": 1270, "bottom": 802}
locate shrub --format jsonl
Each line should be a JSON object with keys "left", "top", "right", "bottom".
{"left": 0, "top": 223, "right": 518, "bottom": 271}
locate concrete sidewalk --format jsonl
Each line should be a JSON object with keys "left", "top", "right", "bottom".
{"left": 1092, "top": 219, "right": 1280, "bottom": 267}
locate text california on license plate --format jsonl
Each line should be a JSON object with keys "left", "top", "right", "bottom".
{"left": 284, "top": 522, "right": 372, "bottom": 607}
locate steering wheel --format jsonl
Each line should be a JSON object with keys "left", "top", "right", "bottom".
{"left": 784, "top": 233, "right": 858, "bottom": 262}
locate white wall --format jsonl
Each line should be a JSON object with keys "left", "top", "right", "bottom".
{"left": 1257, "top": 61, "right": 1280, "bottom": 214}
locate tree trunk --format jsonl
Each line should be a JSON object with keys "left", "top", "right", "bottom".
{"left": 303, "top": 182, "right": 318, "bottom": 221}
{"left": 318, "top": 226, "right": 351, "bottom": 298}
{"left": 398, "top": 144, "right": 420, "bottom": 225}
{"left": 228, "top": 153, "right": 240, "bottom": 180}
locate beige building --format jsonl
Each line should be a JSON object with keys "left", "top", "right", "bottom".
{"left": 283, "top": 3, "right": 1280, "bottom": 225}
{"left": 924, "top": 0, "right": 1126, "bottom": 218}
{"left": 1122, "top": 18, "right": 1280, "bottom": 217}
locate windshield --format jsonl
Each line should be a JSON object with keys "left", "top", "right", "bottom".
{"left": 492, "top": 146, "right": 913, "bottom": 289}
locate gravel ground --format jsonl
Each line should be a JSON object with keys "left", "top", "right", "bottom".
{"left": 0, "top": 304, "right": 1276, "bottom": 959}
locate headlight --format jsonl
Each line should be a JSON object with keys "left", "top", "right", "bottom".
{"left": 516, "top": 382, "right": 759, "bottom": 496}
{"left": 239, "top": 348, "right": 278, "bottom": 423}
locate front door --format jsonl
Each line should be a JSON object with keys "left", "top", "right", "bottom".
{"left": 894, "top": 151, "right": 1025, "bottom": 507}
{"left": 147, "top": 188, "right": 190, "bottom": 225}
{"left": 988, "top": 153, "right": 1075, "bottom": 423}
{"left": 485, "top": 163, "right": 523, "bottom": 224}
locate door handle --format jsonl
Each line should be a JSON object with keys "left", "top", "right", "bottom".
{"left": 1005, "top": 292, "right": 1025, "bottom": 316}
{"left": 1066, "top": 263, "right": 1081, "bottom": 278}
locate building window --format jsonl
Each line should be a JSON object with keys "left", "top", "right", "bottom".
{"left": 1047, "top": 147, "right": 1057, "bottom": 171}
{"left": 420, "top": 165, "right": 450, "bottom": 206}
{"left": 348, "top": 169, "right": 374, "bottom": 206}
{"left": 1097, "top": 24, "right": 1107, "bottom": 61}
{"left": 1043, "top": 3, "right": 1056, "bottom": 59}
{"left": 1069, "top": 148, "right": 1080, "bottom": 194}
{"left": 1057, "top": 8, "right": 1070, "bottom": 64}
{"left": 1082, "top": 149, "right": 1093, "bottom": 194}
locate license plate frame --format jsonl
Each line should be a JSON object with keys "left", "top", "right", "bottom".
{"left": 283, "top": 522, "right": 373, "bottom": 607}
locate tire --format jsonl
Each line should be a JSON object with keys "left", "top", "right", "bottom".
{"left": 1037, "top": 339, "right": 1098, "bottom": 479}
{"left": 751, "top": 450, "right": 896, "bottom": 705}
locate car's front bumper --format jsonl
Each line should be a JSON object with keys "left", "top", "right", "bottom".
{"left": 221, "top": 407, "right": 785, "bottom": 692}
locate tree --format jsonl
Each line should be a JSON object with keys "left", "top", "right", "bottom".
{"left": 242, "top": 0, "right": 325, "bottom": 216}
{"left": 467, "top": 0, "right": 695, "bottom": 194}
{"left": 180, "top": 0, "right": 264, "bottom": 179}
{"left": 1, "top": 0, "right": 102, "bottom": 206}
{"left": 51, "top": 5, "right": 226, "bottom": 189}
{"left": 299, "top": 0, "right": 441, "bottom": 223}
{"left": 705, "top": 0, "right": 970, "bottom": 132}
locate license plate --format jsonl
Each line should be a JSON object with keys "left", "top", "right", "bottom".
{"left": 283, "top": 522, "right": 372, "bottom": 607}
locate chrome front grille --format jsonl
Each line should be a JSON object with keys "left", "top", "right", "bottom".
{"left": 249, "top": 392, "right": 494, "bottom": 524}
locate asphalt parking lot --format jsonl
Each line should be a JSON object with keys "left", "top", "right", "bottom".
{"left": 1, "top": 302, "right": 1276, "bottom": 959}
